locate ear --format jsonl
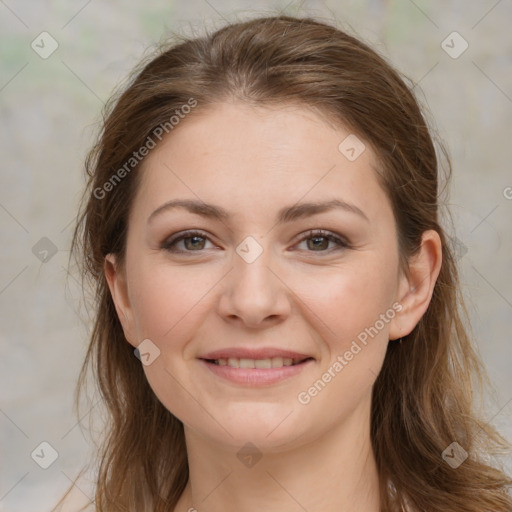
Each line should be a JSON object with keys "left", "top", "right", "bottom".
{"left": 104, "top": 253, "right": 138, "bottom": 347}
{"left": 388, "top": 229, "right": 442, "bottom": 340}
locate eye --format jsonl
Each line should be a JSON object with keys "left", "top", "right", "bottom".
{"left": 161, "top": 230, "right": 215, "bottom": 253}
{"left": 294, "top": 229, "right": 349, "bottom": 253}
{"left": 161, "top": 229, "right": 350, "bottom": 255}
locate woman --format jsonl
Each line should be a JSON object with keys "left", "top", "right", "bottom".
{"left": 63, "top": 14, "right": 512, "bottom": 512}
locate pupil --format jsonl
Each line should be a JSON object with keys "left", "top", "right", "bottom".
{"left": 308, "top": 236, "right": 327, "bottom": 250}
{"left": 185, "top": 236, "right": 204, "bottom": 250}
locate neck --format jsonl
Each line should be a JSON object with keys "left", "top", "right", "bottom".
{"left": 174, "top": 394, "right": 381, "bottom": 512}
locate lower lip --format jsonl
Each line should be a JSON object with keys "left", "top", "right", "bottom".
{"left": 200, "top": 359, "right": 314, "bottom": 386}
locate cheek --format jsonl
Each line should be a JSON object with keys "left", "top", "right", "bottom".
{"left": 290, "top": 256, "right": 398, "bottom": 348}
{"left": 291, "top": 264, "right": 395, "bottom": 421}
{"left": 129, "top": 260, "right": 220, "bottom": 340}
{"left": 128, "top": 263, "right": 218, "bottom": 419}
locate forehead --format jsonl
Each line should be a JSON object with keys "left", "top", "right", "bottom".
{"left": 131, "top": 101, "right": 390, "bottom": 226}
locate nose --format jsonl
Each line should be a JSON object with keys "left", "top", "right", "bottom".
{"left": 217, "top": 241, "right": 292, "bottom": 329}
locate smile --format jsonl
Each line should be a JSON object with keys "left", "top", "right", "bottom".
{"left": 200, "top": 357, "right": 315, "bottom": 386}
{"left": 207, "top": 356, "right": 310, "bottom": 368}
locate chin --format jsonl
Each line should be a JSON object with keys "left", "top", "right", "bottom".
{"left": 192, "top": 403, "right": 314, "bottom": 452}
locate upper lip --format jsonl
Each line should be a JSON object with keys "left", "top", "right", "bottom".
{"left": 200, "top": 348, "right": 313, "bottom": 361}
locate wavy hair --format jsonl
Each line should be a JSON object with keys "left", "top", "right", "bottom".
{"left": 64, "top": 14, "right": 512, "bottom": 512}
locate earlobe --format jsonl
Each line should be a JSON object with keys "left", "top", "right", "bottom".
{"left": 104, "top": 254, "right": 137, "bottom": 346}
{"left": 388, "top": 230, "right": 443, "bottom": 340}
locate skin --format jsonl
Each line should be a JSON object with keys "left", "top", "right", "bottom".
{"left": 105, "top": 100, "right": 442, "bottom": 512}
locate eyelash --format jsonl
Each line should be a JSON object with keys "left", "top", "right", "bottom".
{"left": 161, "top": 229, "right": 350, "bottom": 255}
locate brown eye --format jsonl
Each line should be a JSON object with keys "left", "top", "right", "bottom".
{"left": 183, "top": 235, "right": 206, "bottom": 250}
{"left": 307, "top": 236, "right": 330, "bottom": 251}
{"left": 162, "top": 230, "right": 214, "bottom": 253}
{"left": 295, "top": 230, "right": 349, "bottom": 253}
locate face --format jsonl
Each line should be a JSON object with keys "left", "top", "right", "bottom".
{"left": 106, "top": 101, "right": 413, "bottom": 452}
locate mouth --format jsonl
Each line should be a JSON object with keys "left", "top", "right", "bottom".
{"left": 199, "top": 355, "right": 315, "bottom": 386}
{"left": 202, "top": 356, "right": 314, "bottom": 368}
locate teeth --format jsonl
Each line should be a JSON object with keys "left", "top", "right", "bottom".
{"left": 239, "top": 358, "right": 255, "bottom": 368}
{"left": 255, "top": 359, "right": 272, "bottom": 369}
{"left": 215, "top": 357, "right": 301, "bottom": 368}
{"left": 272, "top": 357, "right": 283, "bottom": 368}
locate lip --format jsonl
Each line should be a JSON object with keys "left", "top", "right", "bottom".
{"left": 199, "top": 348, "right": 313, "bottom": 360}
{"left": 200, "top": 358, "right": 315, "bottom": 386}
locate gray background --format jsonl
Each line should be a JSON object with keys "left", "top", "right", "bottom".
{"left": 1, "top": 1, "right": 511, "bottom": 511}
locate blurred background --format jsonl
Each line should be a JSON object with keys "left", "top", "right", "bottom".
{"left": 1, "top": 1, "right": 511, "bottom": 510}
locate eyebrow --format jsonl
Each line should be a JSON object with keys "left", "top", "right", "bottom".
{"left": 147, "top": 198, "right": 369, "bottom": 226}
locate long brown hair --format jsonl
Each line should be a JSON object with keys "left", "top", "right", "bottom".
{"left": 65, "top": 14, "right": 512, "bottom": 512}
